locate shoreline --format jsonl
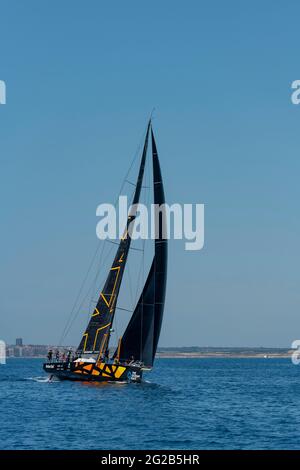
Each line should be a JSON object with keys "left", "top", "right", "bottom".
{"left": 156, "top": 353, "right": 292, "bottom": 359}
{"left": 6, "top": 353, "right": 293, "bottom": 360}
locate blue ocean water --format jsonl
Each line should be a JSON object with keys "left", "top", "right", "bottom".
{"left": 1, "top": 358, "right": 300, "bottom": 450}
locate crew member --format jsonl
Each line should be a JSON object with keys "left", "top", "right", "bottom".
{"left": 66, "top": 349, "right": 72, "bottom": 363}
{"left": 104, "top": 349, "right": 109, "bottom": 362}
{"left": 47, "top": 349, "right": 53, "bottom": 363}
{"left": 55, "top": 349, "right": 60, "bottom": 362}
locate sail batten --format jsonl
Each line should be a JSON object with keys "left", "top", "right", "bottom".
{"left": 77, "top": 122, "right": 151, "bottom": 356}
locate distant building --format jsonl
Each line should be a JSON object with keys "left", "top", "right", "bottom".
{"left": 6, "top": 347, "right": 14, "bottom": 357}
{"left": 13, "top": 346, "right": 22, "bottom": 357}
{"left": 6, "top": 343, "right": 75, "bottom": 358}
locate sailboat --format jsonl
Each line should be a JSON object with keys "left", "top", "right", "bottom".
{"left": 43, "top": 121, "right": 167, "bottom": 382}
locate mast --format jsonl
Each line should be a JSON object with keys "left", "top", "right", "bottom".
{"left": 77, "top": 122, "right": 151, "bottom": 356}
{"left": 114, "top": 125, "right": 168, "bottom": 367}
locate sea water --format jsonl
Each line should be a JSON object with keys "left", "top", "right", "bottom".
{"left": 1, "top": 357, "right": 300, "bottom": 450}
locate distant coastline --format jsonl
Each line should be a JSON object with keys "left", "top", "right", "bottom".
{"left": 156, "top": 347, "right": 293, "bottom": 359}
{"left": 5, "top": 344, "right": 293, "bottom": 359}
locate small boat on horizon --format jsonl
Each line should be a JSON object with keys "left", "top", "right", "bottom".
{"left": 43, "top": 120, "right": 167, "bottom": 383}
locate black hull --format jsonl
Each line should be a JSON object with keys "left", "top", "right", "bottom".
{"left": 43, "top": 361, "right": 143, "bottom": 383}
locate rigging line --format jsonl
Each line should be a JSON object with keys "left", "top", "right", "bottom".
{"left": 86, "top": 182, "right": 134, "bottom": 315}
{"left": 61, "top": 241, "right": 116, "bottom": 344}
{"left": 119, "top": 169, "right": 149, "bottom": 318}
{"left": 125, "top": 179, "right": 150, "bottom": 189}
{"left": 59, "top": 179, "right": 131, "bottom": 346}
{"left": 132, "top": 234, "right": 145, "bottom": 305}
{"left": 112, "top": 316, "right": 118, "bottom": 352}
{"left": 125, "top": 179, "right": 137, "bottom": 187}
{"left": 106, "top": 240, "right": 144, "bottom": 252}
{"left": 58, "top": 242, "right": 103, "bottom": 346}
{"left": 112, "top": 124, "right": 151, "bottom": 353}
{"left": 150, "top": 107, "right": 156, "bottom": 120}
{"left": 115, "top": 122, "right": 149, "bottom": 203}
{"left": 58, "top": 129, "right": 147, "bottom": 346}
{"left": 127, "top": 259, "right": 134, "bottom": 310}
{"left": 64, "top": 182, "right": 135, "bottom": 344}
{"left": 140, "top": 140, "right": 152, "bottom": 359}
{"left": 116, "top": 306, "right": 134, "bottom": 313}
{"left": 58, "top": 225, "right": 113, "bottom": 345}
{"left": 87, "top": 228, "right": 120, "bottom": 320}
{"left": 60, "top": 241, "right": 115, "bottom": 344}
{"left": 61, "top": 169, "right": 132, "bottom": 344}
{"left": 112, "top": 296, "right": 121, "bottom": 351}
{"left": 109, "top": 142, "right": 148, "bottom": 346}
{"left": 140, "top": 229, "right": 146, "bottom": 359}
{"left": 133, "top": 239, "right": 145, "bottom": 307}
{"left": 60, "top": 241, "right": 116, "bottom": 344}
{"left": 132, "top": 144, "right": 152, "bottom": 308}
{"left": 88, "top": 236, "right": 111, "bottom": 319}
{"left": 61, "top": 282, "right": 96, "bottom": 344}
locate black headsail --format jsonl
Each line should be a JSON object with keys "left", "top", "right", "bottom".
{"left": 77, "top": 122, "right": 150, "bottom": 356}
{"left": 115, "top": 126, "right": 168, "bottom": 367}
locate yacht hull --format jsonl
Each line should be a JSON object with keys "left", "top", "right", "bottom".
{"left": 43, "top": 361, "right": 143, "bottom": 383}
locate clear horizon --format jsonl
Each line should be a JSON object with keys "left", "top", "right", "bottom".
{"left": 5, "top": 341, "right": 294, "bottom": 349}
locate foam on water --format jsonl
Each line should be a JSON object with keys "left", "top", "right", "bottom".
{"left": 26, "top": 376, "right": 53, "bottom": 383}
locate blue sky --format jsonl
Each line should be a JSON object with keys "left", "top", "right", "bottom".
{"left": 0, "top": 1, "right": 299, "bottom": 347}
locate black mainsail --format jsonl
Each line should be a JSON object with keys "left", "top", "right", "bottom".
{"left": 115, "top": 127, "right": 168, "bottom": 367}
{"left": 77, "top": 122, "right": 150, "bottom": 356}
